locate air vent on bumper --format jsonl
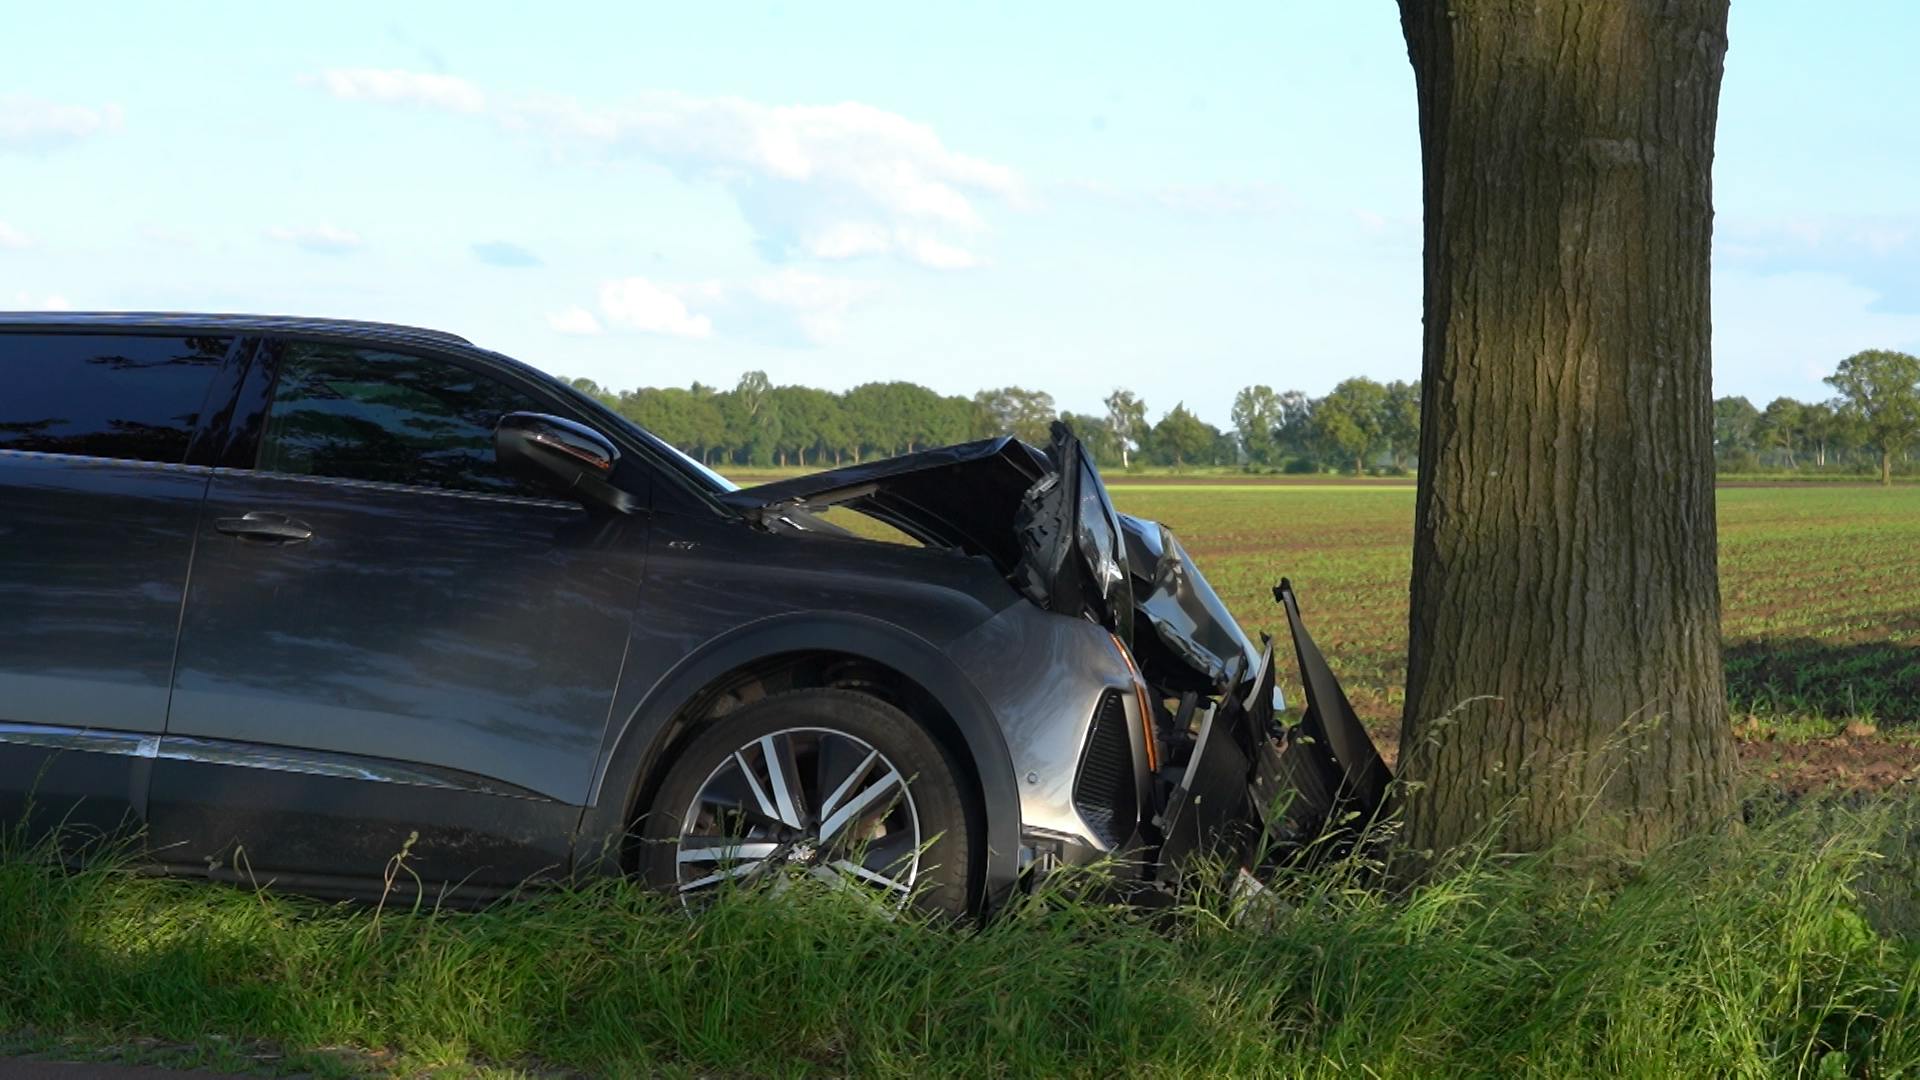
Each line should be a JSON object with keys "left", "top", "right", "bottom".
{"left": 1072, "top": 690, "right": 1138, "bottom": 848}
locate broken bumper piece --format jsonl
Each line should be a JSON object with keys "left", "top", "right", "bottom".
{"left": 1155, "top": 578, "right": 1392, "bottom": 878}
{"left": 1026, "top": 579, "right": 1393, "bottom": 896}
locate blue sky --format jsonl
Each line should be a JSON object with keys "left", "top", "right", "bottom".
{"left": 6, "top": 1, "right": 1919, "bottom": 427}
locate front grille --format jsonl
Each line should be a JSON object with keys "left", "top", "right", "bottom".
{"left": 1072, "top": 690, "right": 1138, "bottom": 847}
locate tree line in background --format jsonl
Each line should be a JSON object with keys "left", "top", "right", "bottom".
{"left": 1716, "top": 349, "right": 1920, "bottom": 484}
{"left": 567, "top": 348, "right": 1920, "bottom": 482}
{"left": 565, "top": 372, "right": 1422, "bottom": 475}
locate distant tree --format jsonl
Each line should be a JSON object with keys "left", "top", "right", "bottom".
{"left": 972, "top": 386, "right": 1057, "bottom": 446}
{"left": 1826, "top": 349, "right": 1920, "bottom": 485}
{"left": 1059, "top": 412, "right": 1121, "bottom": 467}
{"left": 1712, "top": 396, "right": 1760, "bottom": 461}
{"left": 1756, "top": 396, "right": 1805, "bottom": 469}
{"left": 1799, "top": 401, "right": 1837, "bottom": 467}
{"left": 1231, "top": 385, "right": 1284, "bottom": 466}
{"left": 723, "top": 371, "right": 782, "bottom": 466}
{"left": 1382, "top": 379, "right": 1422, "bottom": 468}
{"left": 1272, "top": 389, "right": 1317, "bottom": 464}
{"left": 567, "top": 376, "right": 617, "bottom": 407}
{"left": 616, "top": 386, "right": 724, "bottom": 462}
{"left": 1103, "top": 389, "right": 1149, "bottom": 469}
{"left": 1153, "top": 403, "right": 1213, "bottom": 469}
{"left": 1313, "top": 376, "right": 1389, "bottom": 474}
{"left": 1823, "top": 399, "right": 1870, "bottom": 468}
{"left": 772, "top": 386, "right": 844, "bottom": 466}
{"left": 1209, "top": 426, "right": 1241, "bottom": 467}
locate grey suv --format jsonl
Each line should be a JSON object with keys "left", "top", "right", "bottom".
{"left": 0, "top": 313, "right": 1387, "bottom": 913}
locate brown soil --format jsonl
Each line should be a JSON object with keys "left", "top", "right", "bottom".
{"left": 1103, "top": 475, "right": 1416, "bottom": 486}
{"left": 1360, "top": 724, "right": 1920, "bottom": 795}
{"left": 1737, "top": 735, "right": 1920, "bottom": 795}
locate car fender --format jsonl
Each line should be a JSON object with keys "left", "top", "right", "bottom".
{"left": 573, "top": 610, "right": 1024, "bottom": 902}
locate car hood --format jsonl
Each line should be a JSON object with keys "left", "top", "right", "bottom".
{"left": 722, "top": 427, "right": 1257, "bottom": 693}
{"left": 717, "top": 437, "right": 1049, "bottom": 570}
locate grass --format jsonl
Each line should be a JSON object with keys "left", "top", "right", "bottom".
{"left": 5, "top": 796, "right": 1920, "bottom": 1078}
{"left": 7, "top": 483, "right": 1919, "bottom": 1075}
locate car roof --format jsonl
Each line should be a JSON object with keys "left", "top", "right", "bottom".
{"left": 0, "top": 311, "right": 473, "bottom": 352}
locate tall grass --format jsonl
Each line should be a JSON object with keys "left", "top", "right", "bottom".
{"left": 3, "top": 799, "right": 1918, "bottom": 1077}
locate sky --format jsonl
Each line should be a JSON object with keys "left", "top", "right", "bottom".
{"left": 6, "top": 1, "right": 1920, "bottom": 429}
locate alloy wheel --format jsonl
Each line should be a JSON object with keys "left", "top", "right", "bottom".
{"left": 676, "top": 726, "right": 923, "bottom": 904}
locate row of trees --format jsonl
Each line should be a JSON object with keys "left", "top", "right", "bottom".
{"left": 1715, "top": 350, "right": 1920, "bottom": 484}
{"left": 566, "top": 372, "right": 1425, "bottom": 474}
{"left": 570, "top": 349, "right": 1920, "bottom": 483}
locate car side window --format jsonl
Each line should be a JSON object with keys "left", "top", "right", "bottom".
{"left": 258, "top": 342, "right": 549, "bottom": 497}
{"left": 0, "top": 333, "right": 230, "bottom": 464}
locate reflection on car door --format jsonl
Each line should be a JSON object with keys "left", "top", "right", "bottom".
{"left": 0, "top": 332, "right": 237, "bottom": 845}
{"left": 147, "top": 339, "right": 645, "bottom": 891}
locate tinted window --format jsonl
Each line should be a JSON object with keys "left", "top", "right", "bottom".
{"left": 259, "top": 342, "right": 547, "bottom": 496}
{"left": 0, "top": 333, "right": 229, "bottom": 464}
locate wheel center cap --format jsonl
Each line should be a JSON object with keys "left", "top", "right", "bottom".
{"left": 787, "top": 840, "right": 818, "bottom": 864}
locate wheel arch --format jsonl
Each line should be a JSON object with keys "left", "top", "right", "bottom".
{"left": 574, "top": 612, "right": 1023, "bottom": 908}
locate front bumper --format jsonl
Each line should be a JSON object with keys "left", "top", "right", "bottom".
{"left": 1022, "top": 579, "right": 1393, "bottom": 891}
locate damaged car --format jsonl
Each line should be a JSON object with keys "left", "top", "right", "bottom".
{"left": 0, "top": 312, "right": 1389, "bottom": 913}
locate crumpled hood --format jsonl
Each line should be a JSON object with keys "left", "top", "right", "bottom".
{"left": 722, "top": 427, "right": 1258, "bottom": 694}
{"left": 716, "top": 437, "right": 1048, "bottom": 571}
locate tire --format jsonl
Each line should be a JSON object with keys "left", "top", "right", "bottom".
{"left": 637, "top": 688, "right": 976, "bottom": 916}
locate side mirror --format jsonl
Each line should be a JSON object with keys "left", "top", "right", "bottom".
{"left": 494, "top": 412, "right": 637, "bottom": 513}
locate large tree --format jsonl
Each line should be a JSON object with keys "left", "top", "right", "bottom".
{"left": 1396, "top": 0, "right": 1736, "bottom": 857}
{"left": 1825, "top": 349, "right": 1920, "bottom": 486}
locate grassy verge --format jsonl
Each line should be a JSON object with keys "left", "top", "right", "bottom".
{"left": 4, "top": 798, "right": 1920, "bottom": 1078}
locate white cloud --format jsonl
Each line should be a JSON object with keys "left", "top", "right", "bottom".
{"left": 0, "top": 221, "right": 30, "bottom": 250}
{"left": 893, "top": 231, "right": 980, "bottom": 270}
{"left": 8, "top": 292, "right": 72, "bottom": 311}
{"left": 546, "top": 306, "right": 604, "bottom": 336}
{"left": 572, "top": 269, "right": 875, "bottom": 346}
{"left": 0, "top": 95, "right": 122, "bottom": 151}
{"left": 1153, "top": 181, "right": 1295, "bottom": 216}
{"left": 311, "top": 68, "right": 486, "bottom": 114}
{"left": 509, "top": 94, "right": 1021, "bottom": 268}
{"left": 734, "top": 270, "right": 874, "bottom": 344}
{"left": 313, "top": 72, "right": 1019, "bottom": 269}
{"left": 598, "top": 277, "right": 712, "bottom": 338}
{"left": 266, "top": 224, "right": 364, "bottom": 254}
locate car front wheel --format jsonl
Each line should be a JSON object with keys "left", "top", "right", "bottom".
{"left": 637, "top": 688, "right": 976, "bottom": 915}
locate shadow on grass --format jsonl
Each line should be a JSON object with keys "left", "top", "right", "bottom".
{"left": 1725, "top": 638, "right": 1920, "bottom": 727}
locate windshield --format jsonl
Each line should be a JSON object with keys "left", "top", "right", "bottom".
{"left": 658, "top": 438, "right": 739, "bottom": 492}
{"left": 547, "top": 377, "right": 740, "bottom": 494}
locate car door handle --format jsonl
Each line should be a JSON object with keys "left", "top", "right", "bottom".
{"left": 214, "top": 511, "right": 314, "bottom": 545}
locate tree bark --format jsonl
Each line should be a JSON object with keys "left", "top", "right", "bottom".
{"left": 1397, "top": 0, "right": 1737, "bottom": 857}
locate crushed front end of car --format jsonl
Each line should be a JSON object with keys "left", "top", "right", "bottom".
{"left": 721, "top": 421, "right": 1393, "bottom": 895}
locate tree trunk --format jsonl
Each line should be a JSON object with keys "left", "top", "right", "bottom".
{"left": 1883, "top": 450, "right": 1893, "bottom": 486}
{"left": 1397, "top": 0, "right": 1736, "bottom": 858}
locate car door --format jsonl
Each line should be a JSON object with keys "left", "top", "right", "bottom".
{"left": 146, "top": 336, "right": 646, "bottom": 891}
{"left": 0, "top": 329, "right": 240, "bottom": 847}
